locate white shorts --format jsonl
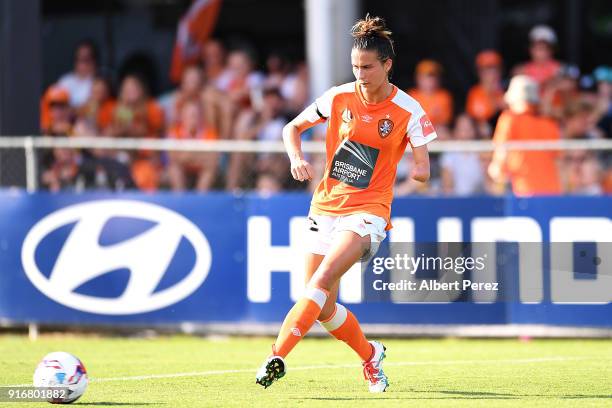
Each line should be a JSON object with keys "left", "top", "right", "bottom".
{"left": 306, "top": 211, "right": 387, "bottom": 256}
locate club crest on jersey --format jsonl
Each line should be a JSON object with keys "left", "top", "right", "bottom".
{"left": 378, "top": 118, "right": 394, "bottom": 138}
{"left": 342, "top": 108, "right": 353, "bottom": 123}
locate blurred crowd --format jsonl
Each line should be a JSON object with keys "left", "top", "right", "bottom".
{"left": 38, "top": 24, "right": 611, "bottom": 196}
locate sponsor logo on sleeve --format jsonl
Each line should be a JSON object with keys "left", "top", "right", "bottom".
{"left": 420, "top": 115, "right": 435, "bottom": 136}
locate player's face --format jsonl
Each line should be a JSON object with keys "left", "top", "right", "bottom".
{"left": 351, "top": 48, "right": 390, "bottom": 90}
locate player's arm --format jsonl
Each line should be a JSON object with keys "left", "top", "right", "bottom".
{"left": 406, "top": 109, "right": 436, "bottom": 183}
{"left": 282, "top": 101, "right": 327, "bottom": 182}
{"left": 410, "top": 144, "right": 431, "bottom": 182}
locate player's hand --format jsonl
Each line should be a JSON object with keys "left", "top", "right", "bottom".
{"left": 290, "top": 159, "right": 314, "bottom": 182}
{"left": 487, "top": 161, "right": 501, "bottom": 181}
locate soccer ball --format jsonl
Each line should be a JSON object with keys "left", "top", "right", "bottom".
{"left": 33, "top": 352, "right": 88, "bottom": 404}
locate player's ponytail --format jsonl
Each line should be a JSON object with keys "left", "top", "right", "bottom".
{"left": 351, "top": 14, "right": 395, "bottom": 72}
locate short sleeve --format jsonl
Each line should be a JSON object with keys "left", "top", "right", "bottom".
{"left": 298, "top": 86, "right": 337, "bottom": 124}
{"left": 314, "top": 86, "right": 337, "bottom": 119}
{"left": 407, "top": 103, "right": 438, "bottom": 147}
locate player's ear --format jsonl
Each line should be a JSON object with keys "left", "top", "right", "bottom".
{"left": 384, "top": 58, "right": 392, "bottom": 76}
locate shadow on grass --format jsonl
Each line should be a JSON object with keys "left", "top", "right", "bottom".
{"left": 301, "top": 391, "right": 612, "bottom": 401}
{"left": 432, "top": 390, "right": 612, "bottom": 399}
{"left": 302, "top": 396, "right": 516, "bottom": 401}
{"left": 77, "top": 403, "right": 165, "bottom": 406}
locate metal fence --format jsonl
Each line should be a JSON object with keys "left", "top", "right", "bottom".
{"left": 0, "top": 136, "right": 610, "bottom": 193}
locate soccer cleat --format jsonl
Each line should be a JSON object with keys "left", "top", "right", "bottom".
{"left": 255, "top": 354, "right": 286, "bottom": 389}
{"left": 362, "top": 340, "right": 388, "bottom": 393}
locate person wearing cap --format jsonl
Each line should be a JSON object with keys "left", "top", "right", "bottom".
{"left": 39, "top": 86, "right": 81, "bottom": 192}
{"left": 516, "top": 25, "right": 561, "bottom": 86}
{"left": 408, "top": 59, "right": 453, "bottom": 128}
{"left": 488, "top": 75, "right": 562, "bottom": 196}
{"left": 40, "top": 85, "right": 73, "bottom": 135}
{"left": 465, "top": 50, "right": 505, "bottom": 136}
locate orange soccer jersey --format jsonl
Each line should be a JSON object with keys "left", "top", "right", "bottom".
{"left": 493, "top": 110, "right": 561, "bottom": 196}
{"left": 407, "top": 88, "right": 453, "bottom": 126}
{"left": 307, "top": 82, "right": 437, "bottom": 228}
{"left": 466, "top": 84, "right": 504, "bottom": 123}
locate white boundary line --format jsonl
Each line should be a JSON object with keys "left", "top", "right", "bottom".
{"left": 5, "top": 356, "right": 587, "bottom": 387}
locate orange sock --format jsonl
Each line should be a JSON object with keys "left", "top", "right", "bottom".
{"left": 319, "top": 303, "right": 373, "bottom": 361}
{"left": 273, "top": 286, "right": 329, "bottom": 358}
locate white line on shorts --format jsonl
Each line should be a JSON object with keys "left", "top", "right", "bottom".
{"left": 4, "top": 356, "right": 587, "bottom": 387}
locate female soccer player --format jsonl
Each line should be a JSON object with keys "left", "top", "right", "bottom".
{"left": 256, "top": 15, "right": 436, "bottom": 392}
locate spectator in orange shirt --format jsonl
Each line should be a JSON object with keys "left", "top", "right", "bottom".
{"left": 466, "top": 50, "right": 505, "bottom": 137}
{"left": 104, "top": 74, "right": 164, "bottom": 138}
{"left": 103, "top": 74, "right": 165, "bottom": 191}
{"left": 167, "top": 100, "right": 219, "bottom": 191}
{"left": 515, "top": 25, "right": 561, "bottom": 87}
{"left": 408, "top": 59, "right": 453, "bottom": 136}
{"left": 488, "top": 75, "right": 562, "bottom": 196}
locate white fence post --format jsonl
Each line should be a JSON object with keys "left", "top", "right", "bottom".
{"left": 24, "top": 136, "right": 38, "bottom": 192}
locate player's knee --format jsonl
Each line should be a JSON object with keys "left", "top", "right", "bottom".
{"left": 318, "top": 300, "right": 336, "bottom": 321}
{"left": 311, "top": 255, "right": 352, "bottom": 290}
{"left": 310, "top": 269, "right": 335, "bottom": 292}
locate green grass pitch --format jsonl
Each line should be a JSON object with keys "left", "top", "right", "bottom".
{"left": 1, "top": 335, "right": 611, "bottom": 407}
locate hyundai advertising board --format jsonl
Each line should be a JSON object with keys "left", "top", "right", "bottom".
{"left": 0, "top": 191, "right": 610, "bottom": 327}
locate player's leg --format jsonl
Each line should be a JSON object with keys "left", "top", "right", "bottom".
{"left": 256, "top": 230, "right": 368, "bottom": 388}
{"left": 315, "top": 213, "right": 389, "bottom": 392}
{"left": 304, "top": 253, "right": 373, "bottom": 361}
{"left": 305, "top": 253, "right": 338, "bottom": 320}
{"left": 274, "top": 230, "right": 369, "bottom": 358}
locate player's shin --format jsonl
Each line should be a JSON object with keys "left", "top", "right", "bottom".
{"left": 319, "top": 303, "right": 373, "bottom": 361}
{"left": 272, "top": 286, "right": 329, "bottom": 358}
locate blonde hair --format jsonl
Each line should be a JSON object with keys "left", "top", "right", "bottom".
{"left": 504, "top": 75, "right": 539, "bottom": 108}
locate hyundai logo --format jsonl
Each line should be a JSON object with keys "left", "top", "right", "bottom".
{"left": 21, "top": 200, "right": 211, "bottom": 315}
